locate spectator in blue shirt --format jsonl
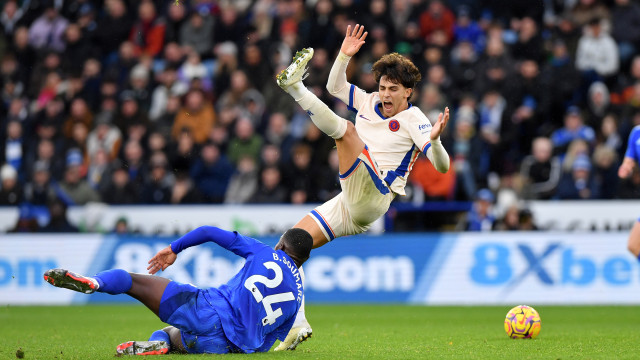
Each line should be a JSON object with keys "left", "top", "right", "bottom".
{"left": 551, "top": 106, "right": 596, "bottom": 157}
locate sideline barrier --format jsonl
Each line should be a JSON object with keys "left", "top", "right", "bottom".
{"left": 1, "top": 232, "right": 637, "bottom": 305}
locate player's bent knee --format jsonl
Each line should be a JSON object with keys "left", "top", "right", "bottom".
{"left": 336, "top": 121, "right": 357, "bottom": 140}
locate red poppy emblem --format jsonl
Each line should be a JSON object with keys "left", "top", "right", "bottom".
{"left": 389, "top": 119, "right": 400, "bottom": 132}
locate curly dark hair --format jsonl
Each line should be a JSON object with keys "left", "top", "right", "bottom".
{"left": 371, "top": 53, "right": 422, "bottom": 89}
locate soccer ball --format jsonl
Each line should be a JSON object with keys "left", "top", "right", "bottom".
{"left": 504, "top": 305, "right": 541, "bottom": 339}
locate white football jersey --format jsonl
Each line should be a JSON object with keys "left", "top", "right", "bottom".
{"left": 346, "top": 84, "right": 433, "bottom": 195}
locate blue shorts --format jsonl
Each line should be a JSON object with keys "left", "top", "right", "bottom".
{"left": 158, "top": 281, "right": 240, "bottom": 354}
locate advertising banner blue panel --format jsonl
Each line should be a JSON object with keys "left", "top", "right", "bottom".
{"left": 2, "top": 232, "right": 638, "bottom": 305}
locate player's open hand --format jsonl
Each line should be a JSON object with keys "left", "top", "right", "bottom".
{"left": 431, "top": 107, "right": 449, "bottom": 140}
{"left": 340, "top": 24, "right": 368, "bottom": 57}
{"left": 147, "top": 246, "right": 177, "bottom": 274}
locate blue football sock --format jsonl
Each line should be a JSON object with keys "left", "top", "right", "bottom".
{"left": 149, "top": 329, "right": 170, "bottom": 343}
{"left": 93, "top": 269, "right": 132, "bottom": 295}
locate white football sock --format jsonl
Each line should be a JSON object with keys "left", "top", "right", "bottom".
{"left": 288, "top": 82, "right": 347, "bottom": 140}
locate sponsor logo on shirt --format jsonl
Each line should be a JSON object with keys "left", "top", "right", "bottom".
{"left": 389, "top": 119, "right": 400, "bottom": 132}
{"left": 359, "top": 114, "right": 371, "bottom": 121}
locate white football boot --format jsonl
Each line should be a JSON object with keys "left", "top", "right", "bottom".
{"left": 276, "top": 48, "right": 314, "bottom": 90}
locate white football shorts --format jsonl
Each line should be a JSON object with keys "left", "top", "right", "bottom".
{"left": 310, "top": 146, "right": 394, "bottom": 241}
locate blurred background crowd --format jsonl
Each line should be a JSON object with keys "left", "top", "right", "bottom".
{"left": 1, "top": 0, "right": 639, "bottom": 232}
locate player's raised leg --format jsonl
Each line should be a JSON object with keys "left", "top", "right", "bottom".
{"left": 44, "top": 268, "right": 170, "bottom": 315}
{"left": 277, "top": 48, "right": 349, "bottom": 142}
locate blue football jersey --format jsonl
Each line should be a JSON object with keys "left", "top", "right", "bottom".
{"left": 624, "top": 125, "right": 640, "bottom": 163}
{"left": 170, "top": 227, "right": 303, "bottom": 353}
{"left": 202, "top": 232, "right": 303, "bottom": 353}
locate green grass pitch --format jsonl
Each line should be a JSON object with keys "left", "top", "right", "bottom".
{"left": 1, "top": 305, "right": 638, "bottom": 359}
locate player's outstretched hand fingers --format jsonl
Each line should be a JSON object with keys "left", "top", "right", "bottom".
{"left": 356, "top": 24, "right": 365, "bottom": 38}
{"left": 345, "top": 24, "right": 352, "bottom": 37}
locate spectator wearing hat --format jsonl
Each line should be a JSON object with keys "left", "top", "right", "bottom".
{"left": 129, "top": 1, "right": 165, "bottom": 57}
{"left": 27, "top": 0, "right": 68, "bottom": 53}
{"left": 461, "top": 188, "right": 496, "bottom": 231}
{"left": 555, "top": 153, "right": 601, "bottom": 199}
{"left": 49, "top": 148, "right": 101, "bottom": 205}
{"left": 0, "top": 163, "right": 22, "bottom": 205}
{"left": 171, "top": 88, "right": 215, "bottom": 144}
{"left": 551, "top": 106, "right": 596, "bottom": 157}
{"left": 23, "top": 160, "right": 52, "bottom": 205}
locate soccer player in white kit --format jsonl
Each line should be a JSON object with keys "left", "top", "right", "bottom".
{"left": 274, "top": 24, "right": 451, "bottom": 350}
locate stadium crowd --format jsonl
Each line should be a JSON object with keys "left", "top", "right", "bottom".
{"left": 1, "top": 0, "right": 639, "bottom": 232}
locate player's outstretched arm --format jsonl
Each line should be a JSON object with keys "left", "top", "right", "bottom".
{"left": 327, "top": 24, "right": 368, "bottom": 102}
{"left": 147, "top": 226, "right": 258, "bottom": 274}
{"left": 148, "top": 247, "right": 177, "bottom": 274}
